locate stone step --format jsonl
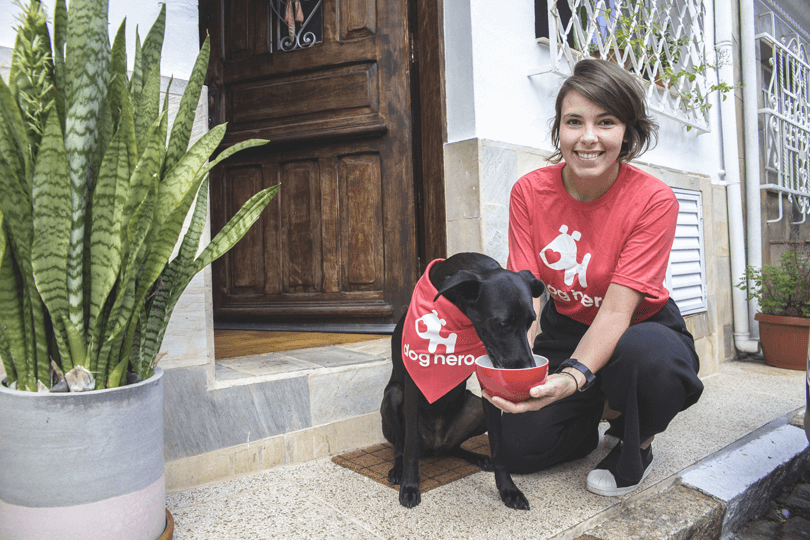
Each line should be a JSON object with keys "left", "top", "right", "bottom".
{"left": 571, "top": 412, "right": 810, "bottom": 540}
{"left": 165, "top": 339, "right": 393, "bottom": 491}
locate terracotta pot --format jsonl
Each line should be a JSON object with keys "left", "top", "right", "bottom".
{"left": 755, "top": 313, "right": 810, "bottom": 371}
{"left": 0, "top": 368, "right": 167, "bottom": 540}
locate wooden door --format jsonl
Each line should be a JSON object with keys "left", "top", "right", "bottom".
{"left": 200, "top": 0, "right": 420, "bottom": 326}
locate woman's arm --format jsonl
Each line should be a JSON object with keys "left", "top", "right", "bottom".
{"left": 484, "top": 282, "right": 643, "bottom": 414}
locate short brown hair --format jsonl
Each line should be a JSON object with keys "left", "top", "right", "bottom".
{"left": 549, "top": 59, "right": 658, "bottom": 163}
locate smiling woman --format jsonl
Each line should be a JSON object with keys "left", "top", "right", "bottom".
{"left": 487, "top": 58, "right": 704, "bottom": 498}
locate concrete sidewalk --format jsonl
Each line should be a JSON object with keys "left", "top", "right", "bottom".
{"left": 166, "top": 360, "right": 809, "bottom": 540}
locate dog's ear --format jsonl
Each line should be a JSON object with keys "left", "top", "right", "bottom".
{"left": 434, "top": 270, "right": 482, "bottom": 303}
{"left": 518, "top": 270, "right": 545, "bottom": 298}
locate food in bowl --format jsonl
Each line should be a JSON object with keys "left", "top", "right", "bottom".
{"left": 475, "top": 354, "right": 549, "bottom": 402}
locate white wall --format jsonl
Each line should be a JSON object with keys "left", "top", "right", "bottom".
{"left": 0, "top": 0, "right": 199, "bottom": 80}
{"left": 444, "top": 0, "right": 725, "bottom": 183}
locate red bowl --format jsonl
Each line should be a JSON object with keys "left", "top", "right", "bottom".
{"left": 475, "top": 354, "right": 549, "bottom": 402}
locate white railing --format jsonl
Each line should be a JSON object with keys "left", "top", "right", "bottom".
{"left": 756, "top": 15, "right": 810, "bottom": 223}
{"left": 536, "top": 0, "right": 712, "bottom": 132}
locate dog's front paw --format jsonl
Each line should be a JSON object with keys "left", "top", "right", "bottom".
{"left": 387, "top": 464, "right": 403, "bottom": 485}
{"left": 399, "top": 484, "right": 422, "bottom": 508}
{"left": 476, "top": 456, "right": 494, "bottom": 472}
{"left": 499, "top": 487, "right": 530, "bottom": 510}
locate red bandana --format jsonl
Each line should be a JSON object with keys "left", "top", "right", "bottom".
{"left": 402, "top": 259, "right": 487, "bottom": 404}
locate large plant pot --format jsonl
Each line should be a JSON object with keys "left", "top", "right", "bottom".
{"left": 755, "top": 313, "right": 810, "bottom": 371}
{"left": 0, "top": 368, "right": 168, "bottom": 540}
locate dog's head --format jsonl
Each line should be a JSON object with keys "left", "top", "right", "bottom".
{"left": 435, "top": 268, "right": 544, "bottom": 370}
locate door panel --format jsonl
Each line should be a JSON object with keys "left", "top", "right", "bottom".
{"left": 339, "top": 154, "right": 383, "bottom": 291}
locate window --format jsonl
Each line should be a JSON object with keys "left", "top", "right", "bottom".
{"left": 756, "top": 8, "right": 810, "bottom": 224}
{"left": 665, "top": 188, "right": 706, "bottom": 315}
{"left": 533, "top": 0, "right": 712, "bottom": 132}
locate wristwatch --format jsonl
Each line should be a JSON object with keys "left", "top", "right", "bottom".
{"left": 556, "top": 358, "right": 596, "bottom": 392}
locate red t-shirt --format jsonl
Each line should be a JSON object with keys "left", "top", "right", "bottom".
{"left": 507, "top": 162, "right": 678, "bottom": 325}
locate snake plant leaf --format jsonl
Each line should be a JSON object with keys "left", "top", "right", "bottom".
{"left": 64, "top": 0, "right": 111, "bottom": 337}
{"left": 124, "top": 114, "right": 165, "bottom": 228}
{"left": 92, "top": 79, "right": 114, "bottom": 199}
{"left": 129, "top": 3, "right": 164, "bottom": 103}
{"left": 0, "top": 154, "right": 32, "bottom": 388}
{"left": 163, "top": 37, "right": 211, "bottom": 176}
{"left": 0, "top": 212, "right": 24, "bottom": 385}
{"left": 134, "top": 65, "right": 161, "bottom": 155}
{"left": 95, "top": 278, "right": 134, "bottom": 383}
{"left": 0, "top": 76, "right": 30, "bottom": 188}
{"left": 128, "top": 30, "right": 142, "bottom": 96}
{"left": 31, "top": 110, "right": 72, "bottom": 366}
{"left": 109, "top": 19, "right": 127, "bottom": 128}
{"left": 9, "top": 0, "right": 58, "bottom": 158}
{"left": 192, "top": 184, "right": 280, "bottom": 275}
{"left": 156, "top": 123, "right": 226, "bottom": 227}
{"left": 0, "top": 325, "right": 16, "bottom": 386}
{"left": 174, "top": 176, "right": 211, "bottom": 276}
{"left": 52, "top": 0, "right": 67, "bottom": 117}
{"left": 162, "top": 76, "right": 172, "bottom": 129}
{"left": 194, "top": 138, "right": 270, "bottom": 184}
{"left": 18, "top": 292, "right": 35, "bottom": 391}
{"left": 21, "top": 275, "right": 49, "bottom": 388}
{"left": 0, "top": 155, "right": 33, "bottom": 269}
{"left": 138, "top": 4, "right": 166, "bottom": 89}
{"left": 107, "top": 355, "right": 129, "bottom": 389}
{"left": 62, "top": 314, "right": 86, "bottom": 370}
{"left": 88, "top": 89, "right": 136, "bottom": 337}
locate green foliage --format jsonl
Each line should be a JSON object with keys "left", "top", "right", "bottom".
{"left": 737, "top": 246, "right": 810, "bottom": 318}
{"left": 0, "top": 0, "right": 278, "bottom": 392}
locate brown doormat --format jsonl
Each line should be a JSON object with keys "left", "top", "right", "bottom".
{"left": 331, "top": 434, "right": 491, "bottom": 492}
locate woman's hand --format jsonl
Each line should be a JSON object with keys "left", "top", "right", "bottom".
{"left": 481, "top": 372, "right": 579, "bottom": 414}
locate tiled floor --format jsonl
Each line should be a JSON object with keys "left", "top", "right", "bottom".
{"left": 167, "top": 359, "right": 806, "bottom": 540}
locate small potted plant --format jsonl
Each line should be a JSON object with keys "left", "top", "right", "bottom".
{"left": 737, "top": 242, "right": 810, "bottom": 370}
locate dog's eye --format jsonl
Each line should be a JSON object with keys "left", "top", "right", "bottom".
{"left": 499, "top": 319, "right": 510, "bottom": 327}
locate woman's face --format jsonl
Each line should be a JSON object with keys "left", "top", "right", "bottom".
{"left": 558, "top": 90, "right": 627, "bottom": 184}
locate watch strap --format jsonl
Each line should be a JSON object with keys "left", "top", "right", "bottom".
{"left": 556, "top": 358, "right": 596, "bottom": 391}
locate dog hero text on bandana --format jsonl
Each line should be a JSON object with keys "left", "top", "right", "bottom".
{"left": 402, "top": 259, "right": 487, "bottom": 404}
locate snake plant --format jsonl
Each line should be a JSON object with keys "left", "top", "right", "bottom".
{"left": 0, "top": 0, "right": 277, "bottom": 392}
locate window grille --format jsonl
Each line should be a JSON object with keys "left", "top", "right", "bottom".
{"left": 756, "top": 9, "right": 810, "bottom": 224}
{"left": 533, "top": 0, "right": 712, "bottom": 132}
{"left": 665, "top": 188, "right": 706, "bottom": 315}
{"left": 271, "top": 0, "right": 323, "bottom": 52}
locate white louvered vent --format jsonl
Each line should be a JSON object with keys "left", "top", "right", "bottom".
{"left": 665, "top": 188, "right": 706, "bottom": 315}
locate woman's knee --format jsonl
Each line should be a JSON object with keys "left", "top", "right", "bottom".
{"left": 610, "top": 323, "right": 693, "bottom": 376}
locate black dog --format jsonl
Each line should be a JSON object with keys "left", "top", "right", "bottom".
{"left": 380, "top": 252, "right": 544, "bottom": 509}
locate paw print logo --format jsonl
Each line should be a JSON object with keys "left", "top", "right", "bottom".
{"left": 540, "top": 225, "right": 591, "bottom": 288}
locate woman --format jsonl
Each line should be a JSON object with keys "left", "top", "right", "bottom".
{"left": 483, "top": 59, "right": 704, "bottom": 497}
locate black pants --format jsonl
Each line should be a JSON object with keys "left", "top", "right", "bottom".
{"left": 501, "top": 298, "right": 704, "bottom": 482}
